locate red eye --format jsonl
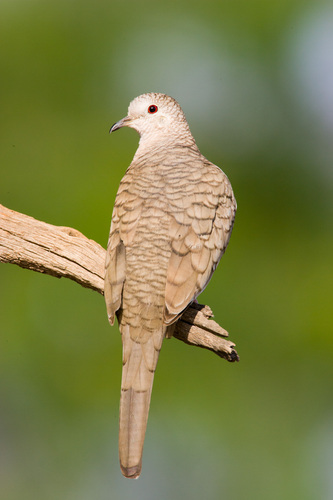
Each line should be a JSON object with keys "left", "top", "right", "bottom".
{"left": 148, "top": 105, "right": 158, "bottom": 114}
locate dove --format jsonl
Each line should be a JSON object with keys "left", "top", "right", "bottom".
{"left": 105, "top": 93, "right": 236, "bottom": 478}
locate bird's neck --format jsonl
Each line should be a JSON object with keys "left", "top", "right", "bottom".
{"left": 131, "top": 140, "right": 202, "bottom": 174}
{"left": 136, "top": 129, "right": 197, "bottom": 155}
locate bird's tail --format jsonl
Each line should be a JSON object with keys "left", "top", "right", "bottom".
{"left": 119, "top": 324, "right": 164, "bottom": 479}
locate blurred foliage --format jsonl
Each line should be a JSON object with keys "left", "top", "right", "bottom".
{"left": 0, "top": 0, "right": 333, "bottom": 499}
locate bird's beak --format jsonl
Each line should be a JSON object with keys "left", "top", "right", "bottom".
{"left": 109, "top": 116, "right": 132, "bottom": 133}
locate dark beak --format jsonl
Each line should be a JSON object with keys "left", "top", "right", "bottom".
{"left": 109, "top": 116, "right": 131, "bottom": 133}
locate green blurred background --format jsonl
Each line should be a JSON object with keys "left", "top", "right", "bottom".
{"left": 1, "top": 1, "right": 332, "bottom": 499}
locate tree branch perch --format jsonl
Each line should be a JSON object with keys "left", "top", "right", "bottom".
{"left": 0, "top": 204, "right": 239, "bottom": 362}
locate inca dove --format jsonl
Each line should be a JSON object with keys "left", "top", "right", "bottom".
{"left": 105, "top": 93, "right": 236, "bottom": 479}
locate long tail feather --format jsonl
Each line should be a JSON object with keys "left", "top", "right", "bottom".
{"left": 119, "top": 326, "right": 163, "bottom": 478}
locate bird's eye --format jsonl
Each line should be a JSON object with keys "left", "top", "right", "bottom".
{"left": 148, "top": 105, "right": 158, "bottom": 114}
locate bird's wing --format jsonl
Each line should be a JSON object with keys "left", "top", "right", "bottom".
{"left": 104, "top": 176, "right": 143, "bottom": 325}
{"left": 104, "top": 204, "right": 126, "bottom": 325}
{"left": 164, "top": 164, "right": 236, "bottom": 324}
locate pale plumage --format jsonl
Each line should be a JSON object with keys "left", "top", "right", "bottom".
{"left": 104, "top": 93, "right": 236, "bottom": 478}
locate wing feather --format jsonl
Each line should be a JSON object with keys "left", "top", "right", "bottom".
{"left": 164, "top": 165, "right": 236, "bottom": 324}
{"left": 104, "top": 183, "right": 143, "bottom": 325}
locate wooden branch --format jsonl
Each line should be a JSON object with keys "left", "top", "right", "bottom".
{"left": 0, "top": 204, "right": 239, "bottom": 362}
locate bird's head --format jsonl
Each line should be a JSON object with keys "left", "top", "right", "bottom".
{"left": 110, "top": 93, "right": 194, "bottom": 147}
